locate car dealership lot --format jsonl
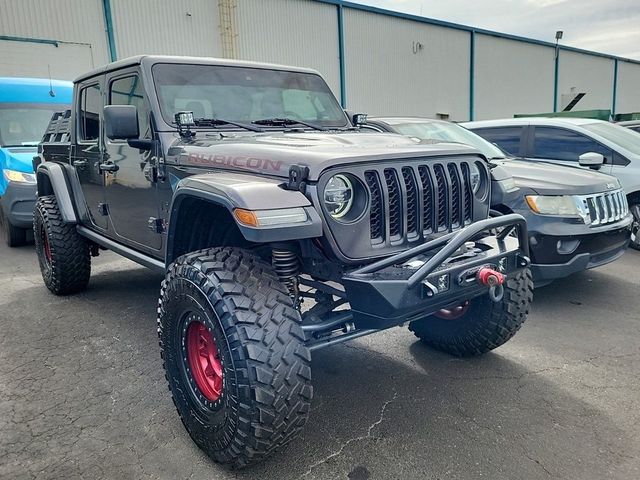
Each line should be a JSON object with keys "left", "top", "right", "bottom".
{"left": 1, "top": 242, "right": 639, "bottom": 480}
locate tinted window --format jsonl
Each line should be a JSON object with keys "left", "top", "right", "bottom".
{"left": 79, "top": 84, "right": 101, "bottom": 141}
{"left": 0, "top": 104, "right": 69, "bottom": 146}
{"left": 533, "top": 127, "right": 611, "bottom": 162}
{"left": 472, "top": 127, "right": 523, "bottom": 156}
{"left": 110, "top": 75, "right": 149, "bottom": 137}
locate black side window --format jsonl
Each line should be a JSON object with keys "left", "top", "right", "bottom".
{"left": 473, "top": 127, "right": 522, "bottom": 156}
{"left": 532, "top": 127, "right": 611, "bottom": 162}
{"left": 109, "top": 75, "right": 150, "bottom": 137}
{"left": 79, "top": 84, "right": 101, "bottom": 142}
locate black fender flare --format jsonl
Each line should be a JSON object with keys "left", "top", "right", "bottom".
{"left": 36, "top": 162, "right": 78, "bottom": 224}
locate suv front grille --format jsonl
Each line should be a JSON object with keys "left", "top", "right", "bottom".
{"left": 364, "top": 161, "right": 476, "bottom": 246}
{"left": 580, "top": 190, "right": 628, "bottom": 226}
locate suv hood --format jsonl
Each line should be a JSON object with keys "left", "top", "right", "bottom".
{"left": 495, "top": 159, "right": 620, "bottom": 195}
{"left": 0, "top": 146, "right": 37, "bottom": 173}
{"left": 170, "top": 131, "right": 483, "bottom": 181}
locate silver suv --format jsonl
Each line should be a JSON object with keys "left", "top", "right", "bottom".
{"left": 464, "top": 117, "right": 640, "bottom": 249}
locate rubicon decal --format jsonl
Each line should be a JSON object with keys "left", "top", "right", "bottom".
{"left": 185, "top": 153, "right": 284, "bottom": 173}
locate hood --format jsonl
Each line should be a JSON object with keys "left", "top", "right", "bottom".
{"left": 0, "top": 146, "right": 37, "bottom": 173}
{"left": 494, "top": 159, "right": 620, "bottom": 195}
{"left": 170, "top": 131, "right": 483, "bottom": 181}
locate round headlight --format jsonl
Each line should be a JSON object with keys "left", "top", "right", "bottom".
{"left": 324, "top": 174, "right": 354, "bottom": 218}
{"left": 469, "top": 163, "right": 481, "bottom": 194}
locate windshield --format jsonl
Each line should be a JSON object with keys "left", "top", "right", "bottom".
{"left": 390, "top": 120, "right": 507, "bottom": 159}
{"left": 581, "top": 122, "right": 640, "bottom": 156}
{"left": 152, "top": 64, "right": 348, "bottom": 129}
{"left": 0, "top": 103, "right": 68, "bottom": 147}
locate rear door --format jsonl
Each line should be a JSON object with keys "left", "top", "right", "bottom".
{"left": 526, "top": 126, "right": 614, "bottom": 174}
{"left": 471, "top": 126, "right": 526, "bottom": 158}
{"left": 102, "top": 69, "right": 162, "bottom": 252}
{"left": 73, "top": 81, "right": 108, "bottom": 230}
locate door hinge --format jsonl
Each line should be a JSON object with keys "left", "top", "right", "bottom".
{"left": 98, "top": 203, "right": 109, "bottom": 215}
{"left": 147, "top": 217, "right": 167, "bottom": 234}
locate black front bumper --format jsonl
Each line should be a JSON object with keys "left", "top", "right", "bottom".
{"left": 0, "top": 181, "right": 37, "bottom": 228}
{"left": 341, "top": 214, "right": 530, "bottom": 328}
{"left": 529, "top": 215, "right": 632, "bottom": 283}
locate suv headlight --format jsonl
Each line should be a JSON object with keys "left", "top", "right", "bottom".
{"left": 3, "top": 169, "right": 36, "bottom": 184}
{"left": 525, "top": 195, "right": 590, "bottom": 224}
{"left": 324, "top": 174, "right": 354, "bottom": 219}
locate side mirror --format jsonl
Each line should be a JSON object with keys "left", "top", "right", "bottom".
{"left": 104, "top": 105, "right": 139, "bottom": 140}
{"left": 579, "top": 152, "right": 604, "bottom": 168}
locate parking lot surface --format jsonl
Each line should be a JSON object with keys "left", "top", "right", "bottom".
{"left": 1, "top": 241, "right": 639, "bottom": 480}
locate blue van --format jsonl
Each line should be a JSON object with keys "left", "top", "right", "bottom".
{"left": 0, "top": 78, "right": 72, "bottom": 246}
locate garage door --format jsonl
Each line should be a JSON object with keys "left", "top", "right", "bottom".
{"left": 0, "top": 40, "right": 94, "bottom": 81}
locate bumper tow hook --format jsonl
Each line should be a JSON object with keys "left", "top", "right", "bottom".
{"left": 477, "top": 268, "right": 505, "bottom": 303}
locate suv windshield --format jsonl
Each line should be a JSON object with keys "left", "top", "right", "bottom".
{"left": 389, "top": 120, "right": 507, "bottom": 159}
{"left": 152, "top": 64, "right": 348, "bottom": 129}
{"left": 0, "top": 104, "right": 67, "bottom": 147}
{"left": 581, "top": 121, "right": 640, "bottom": 156}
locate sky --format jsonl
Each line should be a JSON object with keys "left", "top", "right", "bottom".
{"left": 350, "top": 0, "right": 640, "bottom": 60}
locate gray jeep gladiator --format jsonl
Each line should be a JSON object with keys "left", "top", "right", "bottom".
{"left": 34, "top": 55, "right": 533, "bottom": 467}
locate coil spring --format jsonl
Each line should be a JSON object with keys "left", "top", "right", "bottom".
{"left": 272, "top": 248, "right": 299, "bottom": 296}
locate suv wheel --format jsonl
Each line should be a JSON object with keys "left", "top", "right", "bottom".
{"left": 409, "top": 269, "right": 533, "bottom": 356}
{"left": 629, "top": 202, "right": 640, "bottom": 251}
{"left": 34, "top": 195, "right": 91, "bottom": 295}
{"left": 1, "top": 206, "right": 27, "bottom": 247}
{"left": 158, "top": 247, "right": 312, "bottom": 468}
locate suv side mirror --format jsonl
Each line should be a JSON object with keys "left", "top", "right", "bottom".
{"left": 104, "top": 105, "right": 139, "bottom": 140}
{"left": 579, "top": 152, "right": 604, "bottom": 168}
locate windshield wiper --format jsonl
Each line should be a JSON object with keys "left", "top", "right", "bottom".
{"left": 193, "top": 118, "right": 263, "bottom": 132}
{"left": 252, "top": 117, "right": 327, "bottom": 131}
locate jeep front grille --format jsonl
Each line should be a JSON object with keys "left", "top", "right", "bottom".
{"left": 364, "top": 161, "right": 474, "bottom": 245}
{"left": 579, "top": 189, "right": 628, "bottom": 226}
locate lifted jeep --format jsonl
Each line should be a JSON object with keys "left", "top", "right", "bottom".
{"left": 35, "top": 55, "right": 532, "bottom": 468}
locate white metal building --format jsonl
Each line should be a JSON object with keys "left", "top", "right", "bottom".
{"left": 1, "top": 0, "right": 639, "bottom": 121}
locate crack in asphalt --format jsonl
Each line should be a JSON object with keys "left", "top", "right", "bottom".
{"left": 299, "top": 390, "right": 398, "bottom": 479}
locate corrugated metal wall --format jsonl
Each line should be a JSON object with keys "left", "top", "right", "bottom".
{"left": 234, "top": 0, "right": 341, "bottom": 97}
{"left": 0, "top": 0, "right": 105, "bottom": 80}
{"left": 110, "top": 0, "right": 222, "bottom": 59}
{"left": 617, "top": 61, "right": 640, "bottom": 114}
{"left": 1, "top": 0, "right": 640, "bottom": 118}
{"left": 557, "top": 50, "right": 615, "bottom": 111}
{"left": 474, "top": 35, "right": 555, "bottom": 119}
{"left": 343, "top": 8, "right": 470, "bottom": 120}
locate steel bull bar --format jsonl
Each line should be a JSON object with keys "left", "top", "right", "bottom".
{"left": 306, "top": 214, "right": 530, "bottom": 351}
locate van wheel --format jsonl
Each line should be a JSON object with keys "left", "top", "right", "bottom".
{"left": 409, "top": 269, "right": 533, "bottom": 356}
{"left": 158, "top": 247, "right": 312, "bottom": 468}
{"left": 34, "top": 195, "right": 91, "bottom": 295}
{"left": 1, "top": 206, "right": 27, "bottom": 247}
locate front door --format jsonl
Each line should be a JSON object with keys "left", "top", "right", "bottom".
{"left": 103, "top": 71, "right": 162, "bottom": 251}
{"left": 73, "top": 82, "right": 108, "bottom": 230}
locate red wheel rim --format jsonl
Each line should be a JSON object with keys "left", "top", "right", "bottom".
{"left": 41, "top": 226, "right": 52, "bottom": 263}
{"left": 186, "top": 321, "right": 223, "bottom": 402}
{"left": 435, "top": 301, "right": 470, "bottom": 320}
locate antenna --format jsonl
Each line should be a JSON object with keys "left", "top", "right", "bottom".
{"left": 47, "top": 64, "right": 55, "bottom": 97}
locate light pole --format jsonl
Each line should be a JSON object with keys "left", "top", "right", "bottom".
{"left": 553, "top": 30, "right": 563, "bottom": 112}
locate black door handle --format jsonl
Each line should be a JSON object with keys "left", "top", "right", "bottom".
{"left": 73, "top": 159, "right": 88, "bottom": 167}
{"left": 99, "top": 162, "right": 119, "bottom": 172}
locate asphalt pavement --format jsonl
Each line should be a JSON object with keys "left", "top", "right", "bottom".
{"left": 1, "top": 240, "right": 639, "bottom": 480}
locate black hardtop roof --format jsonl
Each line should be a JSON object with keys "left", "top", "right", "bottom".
{"left": 74, "top": 55, "right": 321, "bottom": 84}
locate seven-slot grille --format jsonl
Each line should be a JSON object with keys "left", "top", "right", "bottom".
{"left": 580, "top": 190, "right": 628, "bottom": 226}
{"left": 364, "top": 161, "right": 475, "bottom": 245}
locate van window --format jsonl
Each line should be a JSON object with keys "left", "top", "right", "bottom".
{"left": 532, "top": 127, "right": 611, "bottom": 162}
{"left": 79, "top": 84, "right": 101, "bottom": 141}
{"left": 472, "top": 127, "right": 523, "bottom": 156}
